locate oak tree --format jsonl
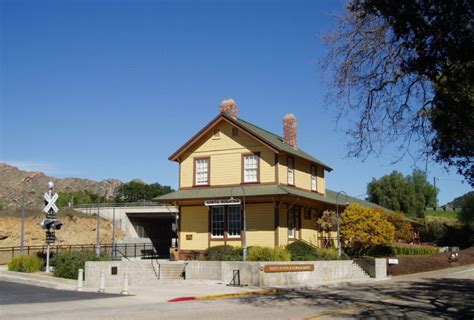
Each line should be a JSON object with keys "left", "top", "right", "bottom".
{"left": 323, "top": 0, "right": 473, "bottom": 185}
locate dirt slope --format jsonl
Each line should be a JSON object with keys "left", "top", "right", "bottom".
{"left": 0, "top": 212, "right": 124, "bottom": 247}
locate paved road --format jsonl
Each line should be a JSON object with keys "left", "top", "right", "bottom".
{"left": 1, "top": 265, "right": 473, "bottom": 319}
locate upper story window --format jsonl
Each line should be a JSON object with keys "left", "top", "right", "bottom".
{"left": 243, "top": 153, "right": 259, "bottom": 183}
{"left": 287, "top": 157, "right": 295, "bottom": 186}
{"left": 311, "top": 165, "right": 317, "bottom": 192}
{"left": 195, "top": 158, "right": 209, "bottom": 186}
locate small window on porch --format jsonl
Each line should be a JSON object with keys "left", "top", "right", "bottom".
{"left": 211, "top": 206, "right": 225, "bottom": 238}
{"left": 228, "top": 206, "right": 241, "bottom": 237}
{"left": 288, "top": 207, "right": 297, "bottom": 238}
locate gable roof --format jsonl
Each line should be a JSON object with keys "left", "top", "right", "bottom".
{"left": 169, "top": 112, "right": 333, "bottom": 171}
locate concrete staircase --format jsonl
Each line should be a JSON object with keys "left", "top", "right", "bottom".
{"left": 351, "top": 261, "right": 371, "bottom": 279}
{"left": 128, "top": 260, "right": 159, "bottom": 285}
{"left": 157, "top": 261, "right": 187, "bottom": 280}
{"left": 127, "top": 260, "right": 186, "bottom": 283}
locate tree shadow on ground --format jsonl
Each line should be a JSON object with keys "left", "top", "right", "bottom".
{"left": 236, "top": 278, "right": 474, "bottom": 319}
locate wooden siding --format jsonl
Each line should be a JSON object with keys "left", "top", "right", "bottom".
{"left": 278, "top": 154, "right": 325, "bottom": 194}
{"left": 245, "top": 203, "right": 275, "bottom": 248}
{"left": 179, "top": 206, "right": 209, "bottom": 250}
{"left": 277, "top": 204, "right": 288, "bottom": 246}
{"left": 300, "top": 208, "right": 319, "bottom": 246}
{"left": 180, "top": 121, "right": 276, "bottom": 188}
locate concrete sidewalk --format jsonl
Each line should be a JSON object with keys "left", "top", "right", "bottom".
{"left": 0, "top": 264, "right": 386, "bottom": 303}
{"left": 0, "top": 266, "right": 271, "bottom": 302}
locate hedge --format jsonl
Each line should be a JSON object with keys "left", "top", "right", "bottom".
{"left": 204, "top": 245, "right": 243, "bottom": 261}
{"left": 391, "top": 246, "right": 439, "bottom": 256}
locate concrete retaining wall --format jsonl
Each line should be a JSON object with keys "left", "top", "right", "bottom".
{"left": 84, "top": 260, "right": 157, "bottom": 288}
{"left": 85, "top": 258, "right": 387, "bottom": 288}
{"left": 186, "top": 259, "right": 387, "bottom": 286}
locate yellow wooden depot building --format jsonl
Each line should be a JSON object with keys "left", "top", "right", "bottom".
{"left": 156, "top": 99, "right": 385, "bottom": 260}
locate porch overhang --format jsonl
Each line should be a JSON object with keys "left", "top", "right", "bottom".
{"left": 153, "top": 185, "right": 389, "bottom": 211}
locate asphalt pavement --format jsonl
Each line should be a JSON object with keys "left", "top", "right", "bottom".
{"left": 1, "top": 265, "right": 473, "bottom": 319}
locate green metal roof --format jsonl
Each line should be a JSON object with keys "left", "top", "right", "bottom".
{"left": 155, "top": 184, "right": 388, "bottom": 211}
{"left": 233, "top": 116, "right": 333, "bottom": 171}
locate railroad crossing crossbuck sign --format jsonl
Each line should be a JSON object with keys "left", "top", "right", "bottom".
{"left": 43, "top": 192, "right": 59, "bottom": 216}
{"left": 40, "top": 182, "right": 62, "bottom": 245}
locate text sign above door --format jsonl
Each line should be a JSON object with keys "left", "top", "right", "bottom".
{"left": 204, "top": 199, "right": 241, "bottom": 206}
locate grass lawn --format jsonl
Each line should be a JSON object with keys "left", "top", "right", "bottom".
{"left": 424, "top": 210, "right": 459, "bottom": 220}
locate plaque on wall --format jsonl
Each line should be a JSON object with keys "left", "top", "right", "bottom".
{"left": 263, "top": 264, "right": 314, "bottom": 273}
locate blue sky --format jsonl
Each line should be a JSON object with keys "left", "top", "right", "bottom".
{"left": 0, "top": 0, "right": 471, "bottom": 204}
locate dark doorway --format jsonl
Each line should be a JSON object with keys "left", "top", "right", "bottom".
{"left": 127, "top": 214, "right": 176, "bottom": 259}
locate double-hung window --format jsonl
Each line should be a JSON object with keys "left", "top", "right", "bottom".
{"left": 210, "top": 206, "right": 241, "bottom": 238}
{"left": 211, "top": 206, "right": 225, "bottom": 238}
{"left": 311, "top": 166, "right": 317, "bottom": 192}
{"left": 288, "top": 206, "right": 297, "bottom": 238}
{"left": 195, "top": 158, "right": 209, "bottom": 185}
{"left": 243, "top": 154, "right": 259, "bottom": 183}
{"left": 227, "top": 206, "right": 241, "bottom": 237}
{"left": 287, "top": 157, "right": 295, "bottom": 185}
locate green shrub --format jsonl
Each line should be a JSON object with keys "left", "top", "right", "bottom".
{"left": 247, "top": 246, "right": 291, "bottom": 261}
{"left": 286, "top": 241, "right": 349, "bottom": 260}
{"left": 8, "top": 255, "right": 43, "bottom": 273}
{"left": 51, "top": 251, "right": 111, "bottom": 279}
{"left": 391, "top": 246, "right": 439, "bottom": 256}
{"left": 286, "top": 241, "right": 316, "bottom": 261}
{"left": 204, "top": 245, "right": 243, "bottom": 261}
{"left": 420, "top": 220, "right": 448, "bottom": 244}
{"left": 347, "top": 245, "right": 439, "bottom": 257}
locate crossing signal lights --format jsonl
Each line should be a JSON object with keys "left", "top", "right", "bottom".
{"left": 40, "top": 219, "right": 63, "bottom": 230}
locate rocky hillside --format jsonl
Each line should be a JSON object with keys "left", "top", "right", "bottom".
{"left": 0, "top": 163, "right": 123, "bottom": 209}
{"left": 0, "top": 210, "right": 124, "bottom": 247}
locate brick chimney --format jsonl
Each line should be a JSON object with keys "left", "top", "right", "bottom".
{"left": 283, "top": 113, "right": 297, "bottom": 148}
{"left": 219, "top": 99, "right": 238, "bottom": 118}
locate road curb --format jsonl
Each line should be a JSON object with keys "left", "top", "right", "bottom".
{"left": 168, "top": 288, "right": 285, "bottom": 302}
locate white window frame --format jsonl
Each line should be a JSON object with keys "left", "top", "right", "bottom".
{"left": 311, "top": 166, "right": 317, "bottom": 192}
{"left": 243, "top": 154, "right": 259, "bottom": 183}
{"left": 195, "top": 158, "right": 209, "bottom": 186}
{"left": 227, "top": 206, "right": 242, "bottom": 238}
{"left": 211, "top": 206, "right": 225, "bottom": 238}
{"left": 287, "top": 157, "right": 295, "bottom": 185}
{"left": 288, "top": 207, "right": 296, "bottom": 239}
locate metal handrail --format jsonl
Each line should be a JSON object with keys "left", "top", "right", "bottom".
{"left": 113, "top": 248, "right": 131, "bottom": 261}
{"left": 0, "top": 242, "right": 155, "bottom": 264}
{"left": 71, "top": 201, "right": 168, "bottom": 209}
{"left": 150, "top": 259, "right": 160, "bottom": 280}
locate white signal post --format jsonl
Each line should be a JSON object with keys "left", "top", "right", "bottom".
{"left": 41, "top": 181, "right": 61, "bottom": 273}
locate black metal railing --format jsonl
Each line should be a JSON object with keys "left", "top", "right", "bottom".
{"left": 0, "top": 242, "right": 155, "bottom": 264}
